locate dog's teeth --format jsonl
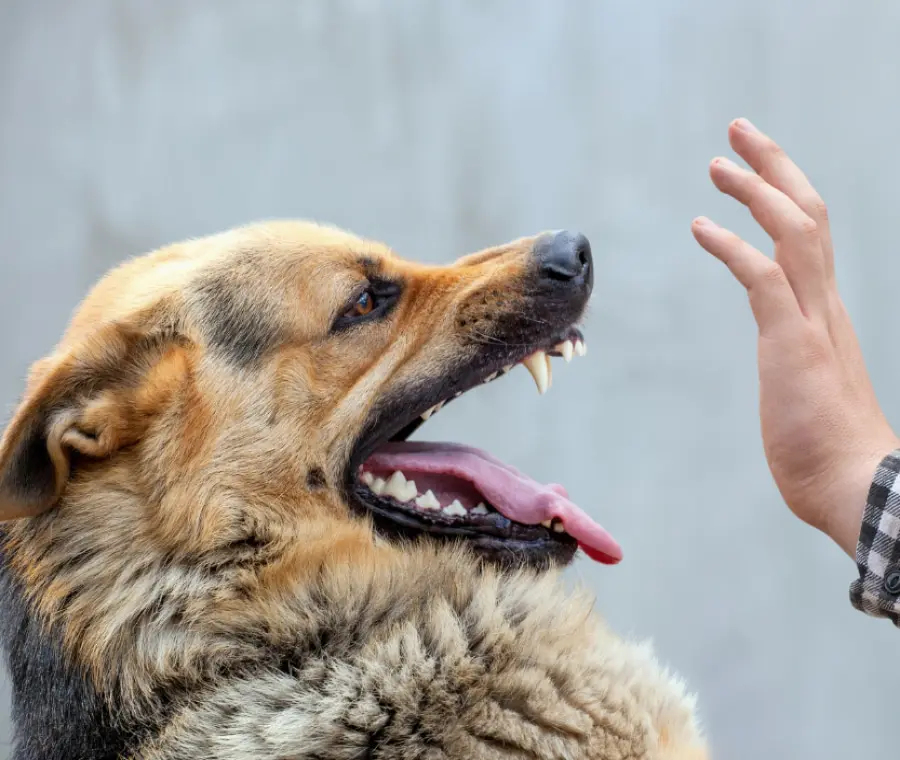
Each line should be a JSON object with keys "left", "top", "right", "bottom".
{"left": 421, "top": 401, "right": 444, "bottom": 420}
{"left": 540, "top": 519, "right": 552, "bottom": 528}
{"left": 470, "top": 503, "right": 489, "bottom": 515}
{"left": 385, "top": 472, "right": 419, "bottom": 503}
{"left": 483, "top": 371, "right": 498, "bottom": 383}
{"left": 502, "top": 365, "right": 514, "bottom": 374}
{"left": 415, "top": 490, "right": 441, "bottom": 510}
{"left": 552, "top": 521, "right": 566, "bottom": 533}
{"left": 574, "top": 339, "right": 586, "bottom": 357}
{"left": 560, "top": 340, "right": 574, "bottom": 362}
{"left": 384, "top": 471, "right": 410, "bottom": 501}
{"left": 387, "top": 470, "right": 407, "bottom": 488}
{"left": 454, "top": 391, "right": 462, "bottom": 397}
{"left": 522, "top": 351, "right": 551, "bottom": 395}
{"left": 443, "top": 500, "right": 467, "bottom": 517}
{"left": 361, "top": 471, "right": 374, "bottom": 486}
{"left": 401, "top": 479, "right": 418, "bottom": 502}
{"left": 371, "top": 477, "right": 386, "bottom": 495}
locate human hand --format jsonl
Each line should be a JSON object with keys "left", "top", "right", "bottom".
{"left": 692, "top": 118, "right": 900, "bottom": 558}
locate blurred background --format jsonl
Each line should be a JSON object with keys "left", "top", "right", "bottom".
{"left": 2, "top": 1, "right": 899, "bottom": 757}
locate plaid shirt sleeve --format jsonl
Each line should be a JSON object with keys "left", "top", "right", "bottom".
{"left": 849, "top": 450, "right": 900, "bottom": 627}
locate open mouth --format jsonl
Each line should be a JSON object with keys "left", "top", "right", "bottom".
{"left": 346, "top": 326, "right": 621, "bottom": 570}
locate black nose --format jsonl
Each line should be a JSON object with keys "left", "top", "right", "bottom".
{"left": 535, "top": 230, "right": 592, "bottom": 287}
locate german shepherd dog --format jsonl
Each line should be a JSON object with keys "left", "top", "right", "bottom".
{"left": 0, "top": 222, "right": 707, "bottom": 759}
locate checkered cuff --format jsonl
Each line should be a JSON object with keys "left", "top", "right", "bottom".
{"left": 849, "top": 450, "right": 900, "bottom": 627}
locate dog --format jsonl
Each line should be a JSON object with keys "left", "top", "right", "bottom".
{"left": 0, "top": 222, "right": 707, "bottom": 759}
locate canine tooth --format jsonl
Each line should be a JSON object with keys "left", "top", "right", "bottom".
{"left": 502, "top": 365, "right": 513, "bottom": 374}
{"left": 361, "top": 471, "right": 374, "bottom": 486}
{"left": 484, "top": 371, "right": 498, "bottom": 383}
{"left": 540, "top": 520, "right": 552, "bottom": 528}
{"left": 574, "top": 339, "right": 586, "bottom": 357}
{"left": 522, "top": 351, "right": 551, "bottom": 395}
{"left": 415, "top": 490, "right": 441, "bottom": 510}
{"left": 443, "top": 500, "right": 467, "bottom": 517}
{"left": 371, "top": 477, "right": 386, "bottom": 495}
{"left": 454, "top": 391, "right": 462, "bottom": 397}
{"left": 553, "top": 521, "right": 566, "bottom": 533}
{"left": 470, "top": 503, "right": 489, "bottom": 515}
{"left": 421, "top": 401, "right": 444, "bottom": 420}
{"left": 560, "top": 340, "right": 574, "bottom": 362}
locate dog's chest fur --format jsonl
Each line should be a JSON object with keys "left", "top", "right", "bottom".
{"left": 1, "top": 537, "right": 704, "bottom": 760}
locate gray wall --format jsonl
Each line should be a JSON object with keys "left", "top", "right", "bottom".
{"left": 1, "top": 1, "right": 898, "bottom": 757}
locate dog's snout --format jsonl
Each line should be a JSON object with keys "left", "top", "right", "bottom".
{"left": 535, "top": 231, "right": 592, "bottom": 288}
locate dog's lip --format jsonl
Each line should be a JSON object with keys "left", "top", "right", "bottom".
{"left": 349, "top": 325, "right": 587, "bottom": 463}
{"left": 353, "top": 481, "right": 579, "bottom": 566}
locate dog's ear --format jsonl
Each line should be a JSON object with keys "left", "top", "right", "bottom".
{"left": 0, "top": 322, "right": 181, "bottom": 520}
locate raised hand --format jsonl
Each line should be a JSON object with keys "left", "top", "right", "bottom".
{"left": 692, "top": 118, "right": 900, "bottom": 557}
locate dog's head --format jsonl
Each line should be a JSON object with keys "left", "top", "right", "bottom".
{"left": 0, "top": 222, "right": 619, "bottom": 571}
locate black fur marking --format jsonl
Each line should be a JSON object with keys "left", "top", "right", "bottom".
{"left": 0, "top": 533, "right": 149, "bottom": 759}
{"left": 306, "top": 467, "right": 327, "bottom": 490}
{"left": 0, "top": 421, "right": 56, "bottom": 506}
{"left": 193, "top": 272, "right": 283, "bottom": 366}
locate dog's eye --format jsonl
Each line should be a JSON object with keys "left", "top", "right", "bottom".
{"left": 333, "top": 280, "right": 401, "bottom": 332}
{"left": 347, "top": 290, "right": 375, "bottom": 318}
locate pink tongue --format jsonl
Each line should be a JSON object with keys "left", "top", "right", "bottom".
{"left": 363, "top": 441, "right": 622, "bottom": 565}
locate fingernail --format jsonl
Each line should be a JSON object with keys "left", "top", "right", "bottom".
{"left": 712, "top": 156, "right": 738, "bottom": 171}
{"left": 734, "top": 117, "right": 760, "bottom": 134}
{"left": 693, "top": 216, "right": 717, "bottom": 229}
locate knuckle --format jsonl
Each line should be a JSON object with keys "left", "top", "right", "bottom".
{"left": 809, "top": 196, "right": 829, "bottom": 223}
{"left": 796, "top": 215, "right": 819, "bottom": 239}
{"left": 758, "top": 260, "right": 787, "bottom": 288}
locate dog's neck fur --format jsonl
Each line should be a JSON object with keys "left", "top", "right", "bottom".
{"left": 1, "top": 494, "right": 706, "bottom": 760}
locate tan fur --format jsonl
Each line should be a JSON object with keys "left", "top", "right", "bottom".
{"left": 0, "top": 221, "right": 708, "bottom": 758}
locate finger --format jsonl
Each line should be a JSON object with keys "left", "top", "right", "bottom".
{"left": 728, "top": 119, "right": 835, "bottom": 278}
{"left": 692, "top": 217, "right": 801, "bottom": 335}
{"left": 709, "top": 157, "right": 828, "bottom": 317}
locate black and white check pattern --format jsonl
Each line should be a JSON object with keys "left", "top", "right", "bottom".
{"left": 849, "top": 450, "right": 900, "bottom": 627}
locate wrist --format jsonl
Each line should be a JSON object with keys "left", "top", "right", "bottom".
{"left": 818, "top": 448, "right": 896, "bottom": 558}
